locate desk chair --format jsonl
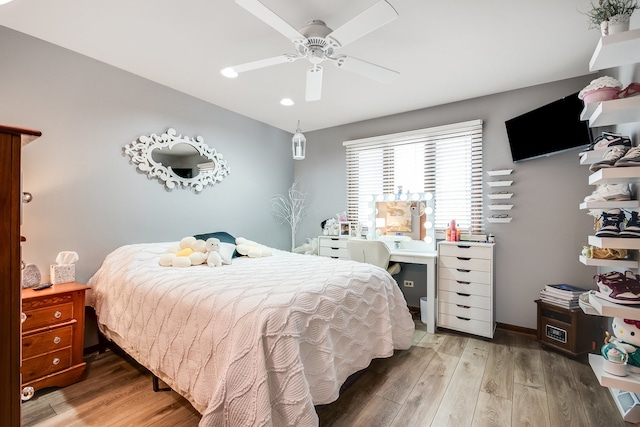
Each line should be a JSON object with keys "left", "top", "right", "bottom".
{"left": 346, "top": 240, "right": 401, "bottom": 275}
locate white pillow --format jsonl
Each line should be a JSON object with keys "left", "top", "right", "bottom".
{"left": 218, "top": 242, "right": 236, "bottom": 265}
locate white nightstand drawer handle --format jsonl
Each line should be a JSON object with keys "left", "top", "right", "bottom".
{"left": 53, "top": 336, "right": 61, "bottom": 344}
{"left": 54, "top": 311, "right": 62, "bottom": 319}
{"left": 52, "top": 358, "right": 60, "bottom": 365}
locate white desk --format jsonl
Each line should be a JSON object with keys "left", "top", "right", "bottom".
{"left": 389, "top": 249, "right": 438, "bottom": 334}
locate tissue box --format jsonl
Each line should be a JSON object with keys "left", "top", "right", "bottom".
{"left": 50, "top": 264, "right": 75, "bottom": 284}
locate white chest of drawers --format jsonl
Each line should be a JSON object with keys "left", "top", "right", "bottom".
{"left": 437, "top": 241, "right": 495, "bottom": 338}
{"left": 317, "top": 235, "right": 350, "bottom": 259}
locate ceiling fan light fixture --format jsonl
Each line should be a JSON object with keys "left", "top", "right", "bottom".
{"left": 221, "top": 67, "right": 238, "bottom": 78}
{"left": 292, "top": 121, "right": 306, "bottom": 160}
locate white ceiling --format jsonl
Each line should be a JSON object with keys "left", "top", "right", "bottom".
{"left": 0, "top": 0, "right": 600, "bottom": 132}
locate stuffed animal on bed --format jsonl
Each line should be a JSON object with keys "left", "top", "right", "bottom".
{"left": 235, "top": 237, "right": 272, "bottom": 258}
{"left": 159, "top": 236, "right": 224, "bottom": 267}
{"left": 605, "top": 317, "right": 640, "bottom": 372}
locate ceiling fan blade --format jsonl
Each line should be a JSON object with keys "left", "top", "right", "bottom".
{"left": 223, "top": 55, "right": 294, "bottom": 76}
{"left": 235, "top": 0, "right": 306, "bottom": 42}
{"left": 327, "top": 0, "right": 398, "bottom": 48}
{"left": 336, "top": 56, "right": 399, "bottom": 83}
{"left": 305, "top": 65, "right": 323, "bottom": 102}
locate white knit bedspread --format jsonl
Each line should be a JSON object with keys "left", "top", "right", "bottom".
{"left": 88, "top": 242, "right": 414, "bottom": 426}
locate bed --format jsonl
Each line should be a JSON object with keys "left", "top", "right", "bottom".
{"left": 87, "top": 241, "right": 415, "bottom": 426}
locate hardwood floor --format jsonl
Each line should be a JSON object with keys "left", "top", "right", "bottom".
{"left": 23, "top": 319, "right": 635, "bottom": 427}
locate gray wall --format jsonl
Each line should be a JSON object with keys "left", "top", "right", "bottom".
{"left": 4, "top": 24, "right": 608, "bottom": 331}
{"left": 1, "top": 26, "right": 293, "bottom": 284}
{"left": 295, "top": 75, "right": 600, "bottom": 329}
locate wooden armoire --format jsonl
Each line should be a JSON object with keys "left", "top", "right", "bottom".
{"left": 0, "top": 125, "right": 41, "bottom": 427}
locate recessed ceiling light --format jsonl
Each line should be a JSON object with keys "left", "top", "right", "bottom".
{"left": 280, "top": 98, "right": 294, "bottom": 106}
{"left": 220, "top": 67, "right": 238, "bottom": 78}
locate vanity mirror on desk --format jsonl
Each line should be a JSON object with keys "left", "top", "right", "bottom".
{"left": 319, "top": 192, "right": 438, "bottom": 333}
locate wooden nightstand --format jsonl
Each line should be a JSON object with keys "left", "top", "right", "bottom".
{"left": 21, "top": 282, "right": 89, "bottom": 399}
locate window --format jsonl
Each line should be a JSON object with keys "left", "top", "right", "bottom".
{"left": 344, "top": 119, "right": 483, "bottom": 235}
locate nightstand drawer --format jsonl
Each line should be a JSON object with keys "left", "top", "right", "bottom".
{"left": 22, "top": 325, "right": 73, "bottom": 359}
{"left": 438, "top": 267, "right": 491, "bottom": 284}
{"left": 319, "top": 246, "right": 349, "bottom": 258}
{"left": 439, "top": 301, "right": 491, "bottom": 322}
{"left": 319, "top": 237, "right": 348, "bottom": 248}
{"left": 438, "top": 313, "right": 493, "bottom": 337}
{"left": 21, "top": 347, "right": 72, "bottom": 382}
{"left": 439, "top": 244, "right": 492, "bottom": 259}
{"left": 22, "top": 302, "right": 74, "bottom": 332}
{"left": 439, "top": 278, "right": 491, "bottom": 297}
{"left": 439, "top": 255, "right": 491, "bottom": 272}
{"left": 439, "top": 289, "right": 491, "bottom": 310}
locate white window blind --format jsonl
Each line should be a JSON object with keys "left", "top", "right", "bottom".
{"left": 344, "top": 119, "right": 484, "bottom": 235}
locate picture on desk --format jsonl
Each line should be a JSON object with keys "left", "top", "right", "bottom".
{"left": 340, "top": 221, "right": 351, "bottom": 236}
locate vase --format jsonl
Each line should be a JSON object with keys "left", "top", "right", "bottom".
{"left": 608, "top": 14, "right": 630, "bottom": 35}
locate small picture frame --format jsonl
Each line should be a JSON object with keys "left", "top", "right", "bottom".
{"left": 340, "top": 221, "right": 351, "bottom": 236}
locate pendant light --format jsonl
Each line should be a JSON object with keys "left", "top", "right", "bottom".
{"left": 292, "top": 121, "right": 306, "bottom": 160}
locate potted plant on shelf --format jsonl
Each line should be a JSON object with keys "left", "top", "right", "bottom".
{"left": 585, "top": 0, "right": 639, "bottom": 36}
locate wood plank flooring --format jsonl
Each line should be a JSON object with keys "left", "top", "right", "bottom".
{"left": 23, "top": 319, "right": 635, "bottom": 427}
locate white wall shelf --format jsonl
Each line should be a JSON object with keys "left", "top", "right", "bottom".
{"left": 488, "top": 204, "right": 513, "bottom": 210}
{"left": 486, "top": 216, "right": 512, "bottom": 223}
{"left": 589, "top": 167, "right": 640, "bottom": 185}
{"left": 580, "top": 201, "right": 640, "bottom": 210}
{"left": 488, "top": 192, "right": 513, "bottom": 200}
{"left": 579, "top": 255, "right": 638, "bottom": 269}
{"left": 581, "top": 97, "right": 640, "bottom": 128}
{"left": 589, "top": 353, "right": 640, "bottom": 395}
{"left": 589, "top": 235, "right": 640, "bottom": 250}
{"left": 579, "top": 149, "right": 606, "bottom": 165}
{"left": 589, "top": 28, "right": 640, "bottom": 71}
{"left": 586, "top": 292, "right": 640, "bottom": 319}
{"left": 487, "top": 180, "right": 513, "bottom": 187}
{"left": 487, "top": 169, "right": 513, "bottom": 176}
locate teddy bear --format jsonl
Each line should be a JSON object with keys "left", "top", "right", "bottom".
{"left": 235, "top": 237, "right": 272, "bottom": 258}
{"left": 605, "top": 317, "right": 640, "bottom": 372}
{"left": 159, "top": 236, "right": 224, "bottom": 267}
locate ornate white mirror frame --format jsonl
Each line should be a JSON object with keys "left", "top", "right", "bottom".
{"left": 124, "top": 128, "right": 230, "bottom": 192}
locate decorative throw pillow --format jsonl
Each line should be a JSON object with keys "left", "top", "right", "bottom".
{"left": 193, "top": 231, "right": 238, "bottom": 258}
{"left": 218, "top": 242, "right": 236, "bottom": 265}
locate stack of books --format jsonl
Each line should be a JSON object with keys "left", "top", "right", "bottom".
{"left": 539, "top": 284, "right": 590, "bottom": 309}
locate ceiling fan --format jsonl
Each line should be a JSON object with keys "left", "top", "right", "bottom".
{"left": 221, "top": 0, "right": 400, "bottom": 102}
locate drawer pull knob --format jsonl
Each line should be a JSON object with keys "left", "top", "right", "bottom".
{"left": 456, "top": 257, "right": 471, "bottom": 261}
{"left": 456, "top": 269, "right": 470, "bottom": 273}
{"left": 456, "top": 280, "right": 471, "bottom": 285}
{"left": 456, "top": 316, "right": 471, "bottom": 321}
{"left": 52, "top": 357, "right": 60, "bottom": 365}
{"left": 21, "top": 312, "right": 27, "bottom": 323}
{"left": 331, "top": 247, "right": 339, "bottom": 250}
{"left": 456, "top": 304, "right": 471, "bottom": 309}
{"left": 21, "top": 386, "right": 35, "bottom": 401}
{"left": 54, "top": 311, "right": 62, "bottom": 319}
{"left": 53, "top": 336, "right": 61, "bottom": 344}
{"left": 457, "top": 245, "right": 471, "bottom": 249}
{"left": 456, "top": 292, "right": 471, "bottom": 297}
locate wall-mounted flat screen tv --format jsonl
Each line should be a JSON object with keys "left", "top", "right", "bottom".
{"left": 505, "top": 92, "right": 592, "bottom": 162}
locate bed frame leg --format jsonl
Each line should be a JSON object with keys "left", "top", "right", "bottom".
{"left": 152, "top": 374, "right": 171, "bottom": 392}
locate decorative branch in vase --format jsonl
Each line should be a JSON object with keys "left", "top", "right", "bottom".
{"left": 271, "top": 182, "right": 308, "bottom": 252}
